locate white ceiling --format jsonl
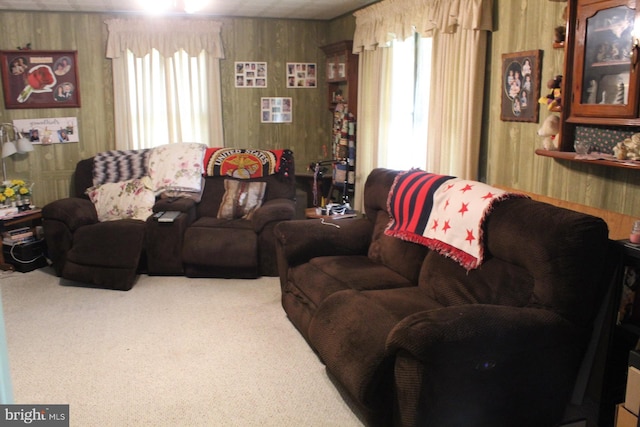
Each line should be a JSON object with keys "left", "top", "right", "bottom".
{"left": 0, "top": 0, "right": 378, "bottom": 20}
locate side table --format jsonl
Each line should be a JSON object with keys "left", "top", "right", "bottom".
{"left": 304, "top": 207, "right": 359, "bottom": 220}
{"left": 0, "top": 209, "right": 43, "bottom": 271}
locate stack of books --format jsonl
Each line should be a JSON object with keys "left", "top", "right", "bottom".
{"left": 2, "top": 226, "right": 36, "bottom": 246}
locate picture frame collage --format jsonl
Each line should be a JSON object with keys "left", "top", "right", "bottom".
{"left": 286, "top": 62, "right": 317, "bottom": 88}
{"left": 236, "top": 61, "right": 319, "bottom": 124}
{"left": 235, "top": 61, "right": 267, "bottom": 88}
{"left": 261, "top": 97, "right": 292, "bottom": 123}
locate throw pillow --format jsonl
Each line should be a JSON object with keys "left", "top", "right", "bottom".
{"left": 217, "top": 179, "right": 266, "bottom": 220}
{"left": 87, "top": 176, "right": 155, "bottom": 222}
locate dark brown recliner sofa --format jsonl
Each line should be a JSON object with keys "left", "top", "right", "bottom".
{"left": 274, "top": 167, "right": 617, "bottom": 427}
{"left": 42, "top": 148, "right": 295, "bottom": 290}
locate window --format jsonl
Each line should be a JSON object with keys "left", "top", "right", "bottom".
{"left": 383, "top": 34, "right": 432, "bottom": 170}
{"left": 125, "top": 48, "right": 210, "bottom": 149}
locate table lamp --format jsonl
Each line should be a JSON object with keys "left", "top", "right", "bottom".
{"left": 0, "top": 123, "right": 33, "bottom": 182}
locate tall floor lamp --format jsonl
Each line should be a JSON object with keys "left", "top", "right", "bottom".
{"left": 0, "top": 123, "right": 33, "bottom": 182}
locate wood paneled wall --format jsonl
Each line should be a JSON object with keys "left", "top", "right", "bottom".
{"left": 0, "top": 11, "right": 357, "bottom": 207}
{"left": 486, "top": 0, "right": 640, "bottom": 218}
{"left": 219, "top": 17, "right": 332, "bottom": 174}
{"left": 0, "top": 12, "right": 114, "bottom": 207}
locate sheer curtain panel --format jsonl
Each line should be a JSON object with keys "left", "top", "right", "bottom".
{"left": 105, "top": 18, "right": 225, "bottom": 150}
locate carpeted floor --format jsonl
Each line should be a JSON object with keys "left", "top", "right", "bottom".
{"left": 0, "top": 268, "right": 364, "bottom": 426}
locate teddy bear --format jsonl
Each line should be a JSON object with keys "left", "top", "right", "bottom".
{"left": 537, "top": 114, "right": 560, "bottom": 151}
{"left": 539, "top": 75, "right": 562, "bottom": 111}
{"left": 616, "top": 133, "right": 640, "bottom": 160}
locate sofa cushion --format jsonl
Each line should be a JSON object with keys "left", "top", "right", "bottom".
{"left": 368, "top": 210, "right": 429, "bottom": 283}
{"left": 419, "top": 251, "right": 534, "bottom": 307}
{"left": 86, "top": 176, "right": 155, "bottom": 222}
{"left": 288, "top": 256, "right": 414, "bottom": 309}
{"left": 217, "top": 179, "right": 266, "bottom": 220}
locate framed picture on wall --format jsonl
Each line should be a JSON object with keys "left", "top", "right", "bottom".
{"left": 286, "top": 63, "right": 317, "bottom": 88}
{"left": 0, "top": 50, "right": 81, "bottom": 109}
{"left": 235, "top": 61, "right": 267, "bottom": 88}
{"left": 261, "top": 97, "right": 292, "bottom": 123}
{"left": 500, "top": 50, "right": 542, "bottom": 123}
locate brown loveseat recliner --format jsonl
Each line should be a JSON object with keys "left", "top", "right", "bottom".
{"left": 43, "top": 147, "right": 295, "bottom": 290}
{"left": 274, "top": 168, "right": 618, "bottom": 427}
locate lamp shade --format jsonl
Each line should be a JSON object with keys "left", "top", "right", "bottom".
{"left": 16, "top": 136, "right": 33, "bottom": 153}
{"left": 1, "top": 141, "right": 17, "bottom": 158}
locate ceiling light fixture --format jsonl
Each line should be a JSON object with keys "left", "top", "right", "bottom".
{"left": 138, "top": 0, "right": 210, "bottom": 14}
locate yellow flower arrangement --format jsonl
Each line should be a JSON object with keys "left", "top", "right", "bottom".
{"left": 0, "top": 179, "right": 31, "bottom": 204}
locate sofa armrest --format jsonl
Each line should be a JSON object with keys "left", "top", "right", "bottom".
{"left": 42, "top": 197, "right": 99, "bottom": 231}
{"left": 386, "top": 305, "right": 587, "bottom": 425}
{"left": 387, "top": 304, "right": 582, "bottom": 362}
{"left": 275, "top": 217, "right": 373, "bottom": 266}
{"left": 252, "top": 198, "right": 296, "bottom": 233}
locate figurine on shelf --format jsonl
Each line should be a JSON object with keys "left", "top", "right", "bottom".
{"left": 614, "top": 133, "right": 640, "bottom": 161}
{"left": 537, "top": 115, "right": 560, "bottom": 151}
{"left": 538, "top": 75, "right": 562, "bottom": 111}
{"left": 554, "top": 26, "right": 565, "bottom": 44}
{"left": 614, "top": 81, "right": 626, "bottom": 104}
{"left": 587, "top": 80, "right": 598, "bottom": 104}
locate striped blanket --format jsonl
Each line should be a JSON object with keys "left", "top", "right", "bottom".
{"left": 385, "top": 170, "right": 526, "bottom": 270}
{"left": 92, "top": 149, "right": 151, "bottom": 186}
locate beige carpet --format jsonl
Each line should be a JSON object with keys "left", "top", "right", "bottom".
{"left": 0, "top": 268, "right": 364, "bottom": 427}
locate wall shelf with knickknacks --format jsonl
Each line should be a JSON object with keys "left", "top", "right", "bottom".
{"left": 537, "top": 0, "right": 640, "bottom": 171}
{"left": 320, "top": 40, "right": 358, "bottom": 206}
{"left": 321, "top": 40, "right": 358, "bottom": 116}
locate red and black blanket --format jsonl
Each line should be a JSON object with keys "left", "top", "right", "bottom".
{"left": 203, "top": 148, "right": 286, "bottom": 178}
{"left": 385, "top": 170, "right": 527, "bottom": 270}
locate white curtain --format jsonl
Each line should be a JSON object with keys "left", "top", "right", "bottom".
{"left": 105, "top": 18, "right": 225, "bottom": 150}
{"left": 352, "top": 0, "right": 492, "bottom": 210}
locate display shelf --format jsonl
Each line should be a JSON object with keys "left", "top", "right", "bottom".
{"left": 535, "top": 149, "right": 640, "bottom": 170}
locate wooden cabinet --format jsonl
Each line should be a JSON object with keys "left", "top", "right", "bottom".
{"left": 537, "top": 0, "right": 640, "bottom": 170}
{"left": 321, "top": 40, "right": 358, "bottom": 117}
{"left": 569, "top": 0, "right": 640, "bottom": 120}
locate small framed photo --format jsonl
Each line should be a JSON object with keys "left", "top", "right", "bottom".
{"left": 500, "top": 50, "right": 542, "bottom": 123}
{"left": 261, "top": 97, "right": 292, "bottom": 123}
{"left": 327, "top": 62, "right": 336, "bottom": 80}
{"left": 286, "top": 62, "right": 316, "bottom": 88}
{"left": 235, "top": 61, "right": 267, "bottom": 88}
{"left": 0, "top": 50, "right": 81, "bottom": 109}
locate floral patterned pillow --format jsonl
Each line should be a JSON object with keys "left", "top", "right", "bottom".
{"left": 148, "top": 143, "right": 206, "bottom": 194}
{"left": 87, "top": 176, "right": 155, "bottom": 222}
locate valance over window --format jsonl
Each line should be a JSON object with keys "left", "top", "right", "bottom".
{"left": 105, "top": 18, "right": 224, "bottom": 59}
{"left": 353, "top": 0, "right": 493, "bottom": 52}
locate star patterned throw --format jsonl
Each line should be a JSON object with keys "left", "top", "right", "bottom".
{"left": 385, "top": 170, "right": 527, "bottom": 270}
